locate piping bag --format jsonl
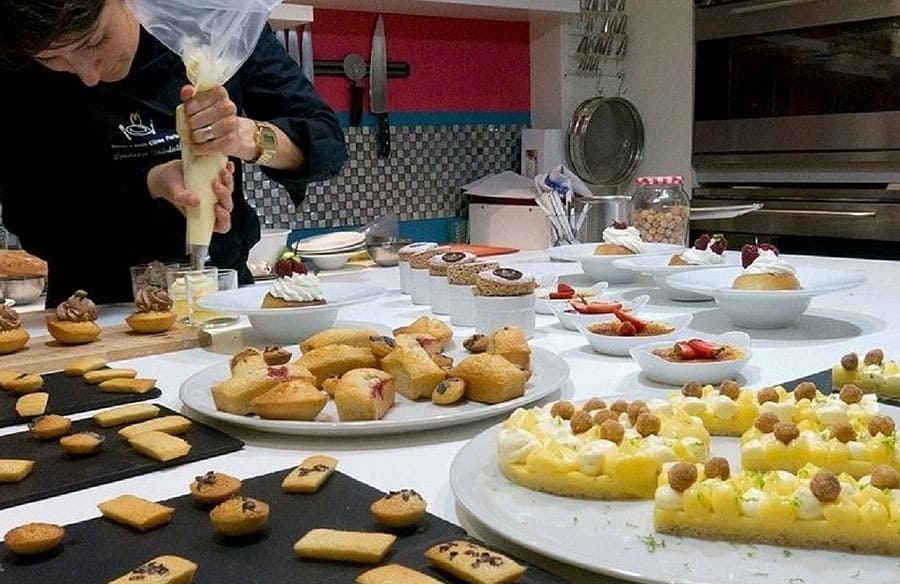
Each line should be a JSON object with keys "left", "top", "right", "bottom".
{"left": 126, "top": 0, "right": 281, "bottom": 269}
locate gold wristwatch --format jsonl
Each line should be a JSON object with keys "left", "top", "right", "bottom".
{"left": 250, "top": 121, "right": 277, "bottom": 165}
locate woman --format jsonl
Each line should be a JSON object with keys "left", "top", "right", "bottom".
{"left": 0, "top": 0, "right": 346, "bottom": 305}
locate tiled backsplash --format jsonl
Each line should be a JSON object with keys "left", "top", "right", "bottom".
{"left": 246, "top": 124, "right": 523, "bottom": 231}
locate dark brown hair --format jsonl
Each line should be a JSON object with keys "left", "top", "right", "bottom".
{"left": 0, "top": 0, "right": 105, "bottom": 68}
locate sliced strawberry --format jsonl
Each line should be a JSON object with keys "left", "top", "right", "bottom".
{"left": 618, "top": 321, "right": 638, "bottom": 337}
{"left": 673, "top": 341, "right": 698, "bottom": 361}
{"left": 758, "top": 242, "right": 779, "bottom": 254}
{"left": 569, "top": 300, "right": 623, "bottom": 314}
{"left": 557, "top": 283, "right": 575, "bottom": 294}
{"left": 614, "top": 309, "right": 647, "bottom": 332}
{"left": 549, "top": 291, "right": 575, "bottom": 300}
{"left": 686, "top": 338, "right": 723, "bottom": 360}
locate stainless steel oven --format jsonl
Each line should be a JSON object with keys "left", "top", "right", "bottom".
{"left": 691, "top": 0, "right": 900, "bottom": 256}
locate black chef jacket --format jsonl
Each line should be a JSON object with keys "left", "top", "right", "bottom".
{"left": 0, "top": 25, "right": 346, "bottom": 306}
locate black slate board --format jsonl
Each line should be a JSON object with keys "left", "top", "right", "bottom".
{"left": 0, "top": 405, "right": 243, "bottom": 510}
{"left": 1, "top": 369, "right": 162, "bottom": 428}
{"left": 780, "top": 369, "right": 900, "bottom": 407}
{"left": 0, "top": 469, "right": 567, "bottom": 583}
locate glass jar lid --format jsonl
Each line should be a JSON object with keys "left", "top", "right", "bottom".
{"left": 635, "top": 176, "right": 684, "bottom": 186}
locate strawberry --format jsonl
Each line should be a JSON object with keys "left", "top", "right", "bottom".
{"left": 740, "top": 243, "right": 759, "bottom": 269}
{"left": 709, "top": 234, "right": 728, "bottom": 255}
{"left": 618, "top": 321, "right": 638, "bottom": 337}
{"left": 693, "top": 233, "right": 711, "bottom": 250}
{"left": 686, "top": 338, "right": 723, "bottom": 360}
{"left": 549, "top": 291, "right": 575, "bottom": 300}
{"left": 673, "top": 341, "right": 698, "bottom": 360}
{"left": 569, "top": 300, "right": 623, "bottom": 314}
{"left": 614, "top": 309, "right": 647, "bottom": 332}
{"left": 274, "top": 252, "right": 308, "bottom": 278}
{"left": 557, "top": 283, "right": 575, "bottom": 294}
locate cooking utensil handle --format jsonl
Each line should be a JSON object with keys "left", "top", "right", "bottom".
{"left": 350, "top": 85, "right": 364, "bottom": 127}
{"left": 755, "top": 209, "right": 876, "bottom": 218}
{"left": 375, "top": 112, "right": 391, "bottom": 158}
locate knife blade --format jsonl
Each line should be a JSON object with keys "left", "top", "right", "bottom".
{"left": 369, "top": 15, "right": 390, "bottom": 158}
{"left": 300, "top": 24, "right": 315, "bottom": 86}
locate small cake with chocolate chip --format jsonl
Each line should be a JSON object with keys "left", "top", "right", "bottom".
{"left": 209, "top": 496, "right": 270, "bottom": 536}
{"left": 370, "top": 489, "right": 427, "bottom": 528}
{"left": 189, "top": 471, "right": 242, "bottom": 505}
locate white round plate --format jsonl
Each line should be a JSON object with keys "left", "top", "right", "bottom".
{"left": 299, "top": 251, "right": 356, "bottom": 271}
{"left": 576, "top": 312, "right": 694, "bottom": 357}
{"left": 179, "top": 343, "right": 569, "bottom": 436}
{"left": 665, "top": 267, "right": 866, "bottom": 329}
{"left": 613, "top": 252, "right": 739, "bottom": 301}
{"left": 629, "top": 331, "right": 752, "bottom": 386}
{"left": 534, "top": 281, "right": 609, "bottom": 315}
{"left": 293, "top": 231, "right": 366, "bottom": 253}
{"left": 450, "top": 421, "right": 900, "bottom": 584}
{"left": 550, "top": 243, "right": 684, "bottom": 284}
{"left": 196, "top": 282, "right": 384, "bottom": 344}
{"left": 548, "top": 294, "right": 650, "bottom": 331}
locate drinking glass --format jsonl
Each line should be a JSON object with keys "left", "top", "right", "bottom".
{"left": 165, "top": 267, "right": 218, "bottom": 325}
{"left": 200, "top": 268, "right": 240, "bottom": 329}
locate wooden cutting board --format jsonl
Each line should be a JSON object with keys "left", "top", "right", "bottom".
{"left": 449, "top": 243, "right": 519, "bottom": 257}
{"left": 0, "top": 314, "right": 211, "bottom": 374}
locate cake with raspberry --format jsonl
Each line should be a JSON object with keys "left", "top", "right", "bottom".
{"left": 669, "top": 233, "right": 727, "bottom": 266}
{"left": 594, "top": 221, "right": 645, "bottom": 255}
{"left": 732, "top": 242, "right": 801, "bottom": 290}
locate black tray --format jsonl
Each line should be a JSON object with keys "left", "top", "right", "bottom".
{"left": 0, "top": 469, "right": 566, "bottom": 583}
{"left": 1, "top": 369, "right": 162, "bottom": 428}
{"left": 0, "top": 405, "right": 243, "bottom": 510}
{"left": 780, "top": 369, "right": 900, "bottom": 407}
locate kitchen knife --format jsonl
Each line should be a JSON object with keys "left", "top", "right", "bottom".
{"left": 369, "top": 15, "right": 390, "bottom": 158}
{"left": 301, "top": 24, "right": 315, "bottom": 86}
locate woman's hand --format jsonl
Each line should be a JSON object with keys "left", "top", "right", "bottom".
{"left": 180, "top": 85, "right": 257, "bottom": 161}
{"left": 146, "top": 159, "right": 236, "bottom": 233}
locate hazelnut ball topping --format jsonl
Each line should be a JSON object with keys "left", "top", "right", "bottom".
{"left": 810, "top": 470, "right": 841, "bottom": 503}
{"left": 667, "top": 462, "right": 698, "bottom": 492}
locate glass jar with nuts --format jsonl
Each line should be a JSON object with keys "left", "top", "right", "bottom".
{"left": 632, "top": 176, "right": 690, "bottom": 246}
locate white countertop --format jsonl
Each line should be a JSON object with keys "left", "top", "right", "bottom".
{"left": 2, "top": 251, "right": 898, "bottom": 583}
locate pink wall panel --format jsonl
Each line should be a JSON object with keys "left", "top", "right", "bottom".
{"left": 310, "top": 9, "right": 531, "bottom": 113}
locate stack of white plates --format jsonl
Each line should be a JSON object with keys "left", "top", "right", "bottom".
{"left": 292, "top": 231, "right": 366, "bottom": 270}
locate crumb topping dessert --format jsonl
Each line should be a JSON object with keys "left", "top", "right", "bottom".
{"left": 587, "top": 312, "right": 674, "bottom": 337}
{"left": 652, "top": 339, "right": 745, "bottom": 362}
{"left": 427, "top": 251, "right": 476, "bottom": 276}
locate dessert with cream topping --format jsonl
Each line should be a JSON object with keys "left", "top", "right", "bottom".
{"left": 669, "top": 380, "right": 880, "bottom": 437}
{"left": 654, "top": 461, "right": 900, "bottom": 555}
{"left": 125, "top": 286, "right": 177, "bottom": 334}
{"left": 732, "top": 242, "right": 801, "bottom": 290}
{"left": 261, "top": 273, "right": 327, "bottom": 309}
{"left": 594, "top": 221, "right": 645, "bottom": 256}
{"left": 833, "top": 348, "right": 900, "bottom": 399}
{"left": 497, "top": 399, "right": 709, "bottom": 499}
{"left": 0, "top": 302, "right": 28, "bottom": 354}
{"left": 669, "top": 233, "right": 727, "bottom": 266}
{"left": 46, "top": 290, "right": 101, "bottom": 345}
{"left": 741, "top": 384, "right": 891, "bottom": 478}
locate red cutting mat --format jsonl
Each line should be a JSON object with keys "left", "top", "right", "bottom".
{"left": 450, "top": 244, "right": 519, "bottom": 257}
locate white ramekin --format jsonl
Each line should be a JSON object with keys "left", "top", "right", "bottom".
{"left": 399, "top": 262, "right": 411, "bottom": 294}
{"left": 410, "top": 267, "right": 432, "bottom": 305}
{"left": 448, "top": 284, "right": 476, "bottom": 326}
{"left": 474, "top": 293, "right": 536, "bottom": 339}
{"left": 430, "top": 275, "right": 450, "bottom": 315}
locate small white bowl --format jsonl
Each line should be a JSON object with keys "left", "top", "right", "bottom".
{"left": 551, "top": 242, "right": 683, "bottom": 284}
{"left": 409, "top": 267, "right": 431, "bottom": 305}
{"left": 629, "top": 331, "right": 752, "bottom": 386}
{"left": 474, "top": 293, "right": 536, "bottom": 339}
{"left": 535, "top": 281, "right": 609, "bottom": 315}
{"left": 300, "top": 251, "right": 355, "bottom": 271}
{"left": 548, "top": 294, "right": 650, "bottom": 332}
{"left": 576, "top": 312, "right": 694, "bottom": 357}
{"left": 196, "top": 282, "right": 385, "bottom": 344}
{"left": 613, "top": 252, "right": 739, "bottom": 301}
{"left": 448, "top": 283, "right": 476, "bottom": 327}
{"left": 665, "top": 267, "right": 866, "bottom": 329}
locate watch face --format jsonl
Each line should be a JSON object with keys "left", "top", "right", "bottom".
{"left": 260, "top": 126, "right": 277, "bottom": 149}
